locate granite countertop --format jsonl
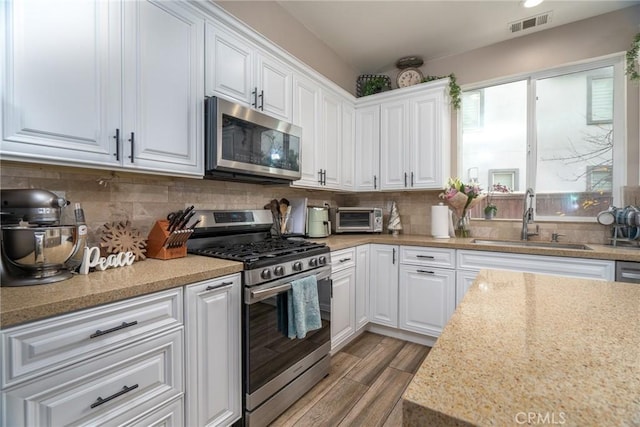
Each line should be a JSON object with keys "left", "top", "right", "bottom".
{"left": 402, "top": 269, "right": 640, "bottom": 426}
{"left": 2, "top": 234, "right": 637, "bottom": 329}
{"left": 314, "top": 234, "right": 640, "bottom": 262}
{"left": 0, "top": 255, "right": 242, "bottom": 329}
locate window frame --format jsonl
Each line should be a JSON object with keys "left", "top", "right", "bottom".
{"left": 458, "top": 53, "right": 626, "bottom": 222}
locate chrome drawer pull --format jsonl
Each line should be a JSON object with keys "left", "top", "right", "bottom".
{"left": 416, "top": 255, "right": 435, "bottom": 259}
{"left": 90, "top": 384, "right": 139, "bottom": 409}
{"left": 339, "top": 258, "right": 352, "bottom": 263}
{"left": 206, "top": 281, "right": 233, "bottom": 291}
{"left": 90, "top": 321, "right": 138, "bottom": 339}
{"left": 417, "top": 269, "right": 434, "bottom": 274}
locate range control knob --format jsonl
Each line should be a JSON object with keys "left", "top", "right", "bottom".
{"left": 274, "top": 266, "right": 285, "bottom": 276}
{"left": 318, "top": 256, "right": 327, "bottom": 265}
{"left": 261, "top": 269, "right": 271, "bottom": 280}
{"left": 292, "top": 261, "right": 303, "bottom": 271}
{"left": 309, "top": 258, "right": 318, "bottom": 267}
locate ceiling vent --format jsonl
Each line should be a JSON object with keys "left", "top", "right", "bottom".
{"left": 509, "top": 11, "right": 552, "bottom": 33}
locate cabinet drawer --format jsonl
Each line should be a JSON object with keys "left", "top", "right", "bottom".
{"left": 331, "top": 248, "right": 356, "bottom": 272}
{"left": 2, "top": 328, "right": 183, "bottom": 427}
{"left": 400, "top": 246, "right": 455, "bottom": 269}
{"left": 1, "top": 288, "right": 182, "bottom": 388}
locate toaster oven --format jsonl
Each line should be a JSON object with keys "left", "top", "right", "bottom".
{"left": 330, "top": 207, "right": 383, "bottom": 233}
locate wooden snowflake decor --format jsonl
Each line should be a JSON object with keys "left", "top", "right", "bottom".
{"left": 99, "top": 221, "right": 147, "bottom": 261}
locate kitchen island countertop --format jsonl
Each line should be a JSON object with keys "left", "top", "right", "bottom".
{"left": 402, "top": 269, "right": 640, "bottom": 426}
{"left": 0, "top": 255, "right": 242, "bottom": 328}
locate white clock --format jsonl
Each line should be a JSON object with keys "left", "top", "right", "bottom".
{"left": 396, "top": 67, "right": 423, "bottom": 88}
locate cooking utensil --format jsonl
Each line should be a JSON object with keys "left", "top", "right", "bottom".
{"left": 596, "top": 209, "right": 615, "bottom": 225}
{"left": 279, "top": 200, "right": 289, "bottom": 234}
{"left": 178, "top": 210, "right": 196, "bottom": 230}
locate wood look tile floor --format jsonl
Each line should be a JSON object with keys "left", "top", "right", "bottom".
{"left": 270, "top": 332, "right": 431, "bottom": 427}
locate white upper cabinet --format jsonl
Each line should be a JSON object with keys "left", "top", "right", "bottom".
{"left": 341, "top": 102, "right": 356, "bottom": 191}
{"left": 380, "top": 99, "right": 410, "bottom": 190}
{"left": 318, "top": 89, "right": 342, "bottom": 189}
{"left": 355, "top": 105, "right": 381, "bottom": 191}
{"left": 408, "top": 87, "right": 450, "bottom": 188}
{"left": 357, "top": 79, "right": 451, "bottom": 191}
{"left": 291, "top": 73, "right": 321, "bottom": 187}
{"left": 291, "top": 82, "right": 352, "bottom": 190}
{"left": 205, "top": 23, "right": 253, "bottom": 105}
{"left": 205, "top": 23, "right": 292, "bottom": 122}
{"left": 2, "top": 0, "right": 204, "bottom": 177}
{"left": 122, "top": 0, "right": 204, "bottom": 175}
{"left": 2, "top": 0, "right": 118, "bottom": 166}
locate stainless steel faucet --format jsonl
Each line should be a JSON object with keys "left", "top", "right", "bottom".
{"left": 521, "top": 188, "right": 539, "bottom": 240}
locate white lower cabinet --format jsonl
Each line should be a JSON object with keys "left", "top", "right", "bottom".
{"left": 330, "top": 248, "right": 357, "bottom": 350}
{"left": 456, "top": 249, "right": 616, "bottom": 304}
{"left": 185, "top": 274, "right": 241, "bottom": 427}
{"left": 355, "top": 245, "right": 370, "bottom": 330}
{"left": 399, "top": 266, "right": 456, "bottom": 337}
{"left": 399, "top": 246, "right": 456, "bottom": 337}
{"left": 455, "top": 269, "right": 478, "bottom": 307}
{"left": 369, "top": 244, "right": 399, "bottom": 328}
{"left": 2, "top": 328, "right": 183, "bottom": 427}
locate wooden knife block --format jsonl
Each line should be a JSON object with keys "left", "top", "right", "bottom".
{"left": 146, "top": 220, "right": 189, "bottom": 260}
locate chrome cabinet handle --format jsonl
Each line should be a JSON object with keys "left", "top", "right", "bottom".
{"left": 392, "top": 248, "right": 396, "bottom": 264}
{"left": 417, "top": 269, "right": 435, "bottom": 274}
{"left": 339, "top": 258, "right": 352, "bottom": 263}
{"left": 128, "top": 132, "right": 135, "bottom": 163}
{"left": 113, "top": 128, "right": 120, "bottom": 161}
{"left": 411, "top": 171, "right": 414, "bottom": 187}
{"left": 90, "top": 321, "right": 138, "bottom": 339}
{"left": 259, "top": 89, "right": 264, "bottom": 110}
{"left": 252, "top": 88, "right": 258, "bottom": 108}
{"left": 374, "top": 175, "right": 377, "bottom": 189}
{"left": 404, "top": 172, "right": 407, "bottom": 187}
{"left": 416, "top": 255, "right": 435, "bottom": 259}
{"left": 90, "top": 384, "right": 138, "bottom": 409}
{"left": 318, "top": 169, "right": 323, "bottom": 185}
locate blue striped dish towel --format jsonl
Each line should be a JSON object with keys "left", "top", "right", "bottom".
{"left": 287, "top": 275, "right": 322, "bottom": 339}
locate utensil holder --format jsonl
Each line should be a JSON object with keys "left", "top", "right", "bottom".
{"left": 146, "top": 220, "right": 193, "bottom": 260}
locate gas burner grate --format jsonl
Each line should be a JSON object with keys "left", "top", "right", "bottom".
{"left": 189, "top": 238, "right": 326, "bottom": 263}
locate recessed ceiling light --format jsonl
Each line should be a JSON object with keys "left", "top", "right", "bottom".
{"left": 522, "top": 0, "right": 544, "bottom": 8}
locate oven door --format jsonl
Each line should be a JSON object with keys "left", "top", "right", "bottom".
{"left": 243, "top": 265, "right": 331, "bottom": 412}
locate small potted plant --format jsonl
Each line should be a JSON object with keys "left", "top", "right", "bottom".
{"left": 484, "top": 183, "right": 510, "bottom": 220}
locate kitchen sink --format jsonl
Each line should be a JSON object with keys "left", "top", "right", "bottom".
{"left": 471, "top": 239, "right": 592, "bottom": 250}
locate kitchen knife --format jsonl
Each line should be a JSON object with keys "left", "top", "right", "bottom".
{"left": 177, "top": 210, "right": 196, "bottom": 230}
{"left": 173, "top": 205, "right": 194, "bottom": 230}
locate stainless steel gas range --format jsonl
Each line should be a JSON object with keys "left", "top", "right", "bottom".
{"left": 187, "top": 210, "right": 331, "bottom": 427}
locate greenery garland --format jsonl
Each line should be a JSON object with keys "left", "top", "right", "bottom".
{"left": 423, "top": 73, "right": 461, "bottom": 110}
{"left": 626, "top": 32, "right": 640, "bottom": 81}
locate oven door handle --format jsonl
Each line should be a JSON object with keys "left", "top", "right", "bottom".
{"left": 246, "top": 265, "right": 331, "bottom": 304}
{"left": 250, "top": 283, "right": 292, "bottom": 301}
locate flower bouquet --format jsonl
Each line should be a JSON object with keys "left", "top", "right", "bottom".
{"left": 439, "top": 177, "right": 486, "bottom": 237}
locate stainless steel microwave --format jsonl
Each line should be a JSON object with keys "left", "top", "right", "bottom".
{"left": 330, "top": 207, "right": 383, "bottom": 233}
{"left": 204, "top": 96, "right": 302, "bottom": 183}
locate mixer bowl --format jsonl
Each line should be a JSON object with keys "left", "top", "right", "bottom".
{"left": 2, "top": 225, "right": 78, "bottom": 270}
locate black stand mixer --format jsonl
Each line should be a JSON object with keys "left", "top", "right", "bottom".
{"left": 1, "top": 189, "right": 80, "bottom": 286}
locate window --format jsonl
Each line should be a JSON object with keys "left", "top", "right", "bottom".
{"left": 587, "top": 75, "right": 613, "bottom": 125}
{"left": 462, "top": 90, "right": 484, "bottom": 130}
{"left": 460, "top": 56, "right": 624, "bottom": 220}
{"left": 488, "top": 169, "right": 518, "bottom": 191}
